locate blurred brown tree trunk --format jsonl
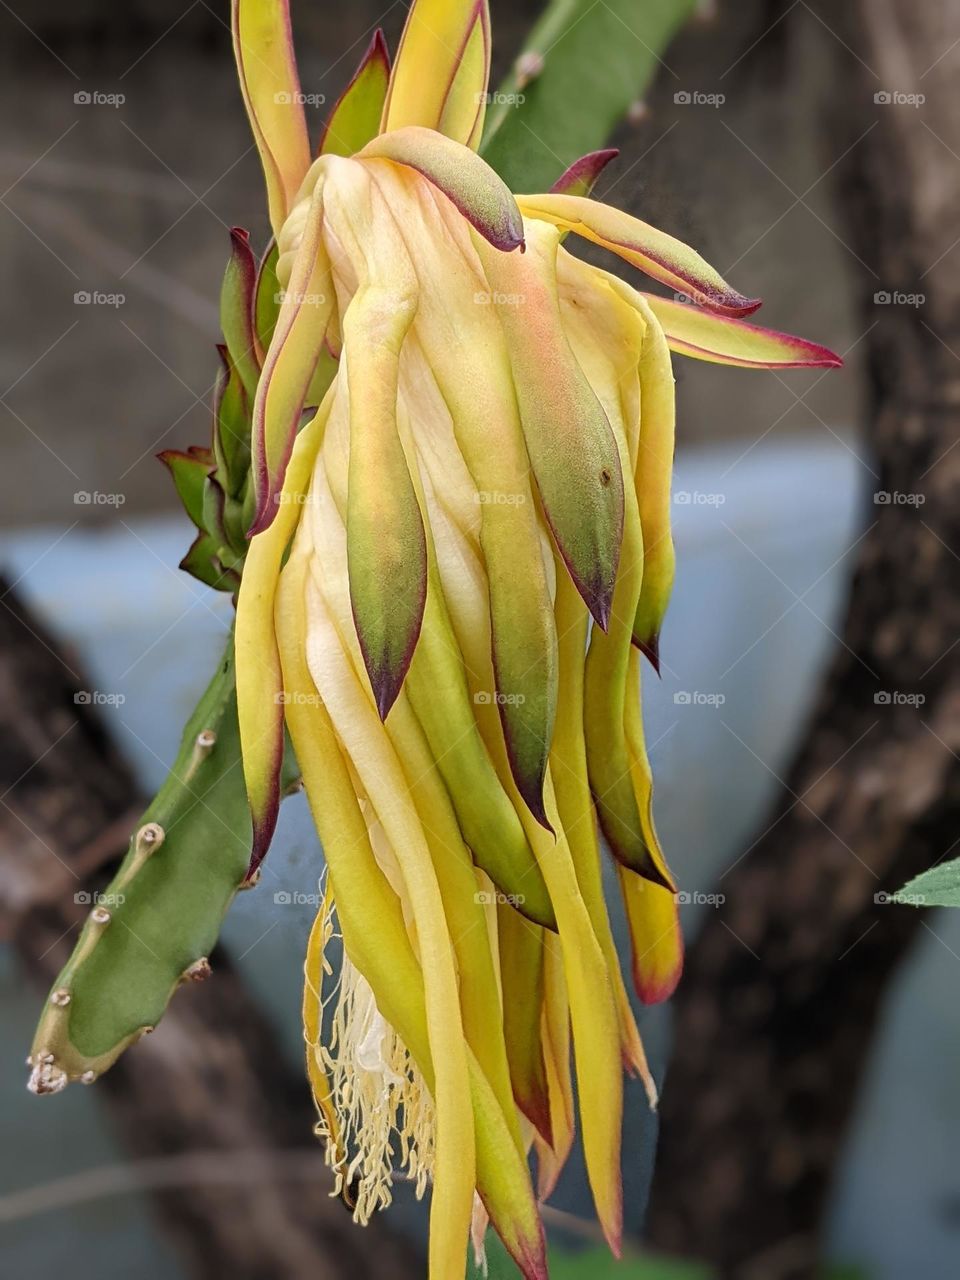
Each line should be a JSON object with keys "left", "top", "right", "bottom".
{"left": 645, "top": 4, "right": 960, "bottom": 1277}
{"left": 0, "top": 581, "right": 420, "bottom": 1280}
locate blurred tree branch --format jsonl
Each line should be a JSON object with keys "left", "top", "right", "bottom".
{"left": 645, "top": 4, "right": 960, "bottom": 1277}
{"left": 0, "top": 580, "right": 420, "bottom": 1280}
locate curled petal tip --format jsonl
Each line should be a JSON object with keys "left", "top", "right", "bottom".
{"left": 550, "top": 148, "right": 619, "bottom": 197}
{"left": 639, "top": 633, "right": 661, "bottom": 675}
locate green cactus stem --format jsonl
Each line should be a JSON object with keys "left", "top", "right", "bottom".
{"left": 482, "top": 0, "right": 697, "bottom": 193}
{"left": 27, "top": 636, "right": 291, "bottom": 1093}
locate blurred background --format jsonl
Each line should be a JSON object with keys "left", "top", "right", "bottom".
{"left": 2, "top": 2, "right": 958, "bottom": 1278}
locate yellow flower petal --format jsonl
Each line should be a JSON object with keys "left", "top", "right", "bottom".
{"left": 517, "top": 192, "right": 760, "bottom": 317}
{"left": 382, "top": 0, "right": 490, "bottom": 146}
{"left": 235, "top": 392, "right": 329, "bottom": 869}
{"left": 231, "top": 0, "right": 310, "bottom": 236}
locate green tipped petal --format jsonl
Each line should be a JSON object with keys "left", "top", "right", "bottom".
{"left": 361, "top": 126, "right": 524, "bottom": 252}
{"left": 477, "top": 220, "right": 624, "bottom": 630}
{"left": 319, "top": 29, "right": 390, "bottom": 158}
{"left": 404, "top": 585, "right": 556, "bottom": 930}
{"left": 498, "top": 904, "right": 552, "bottom": 1145}
{"left": 631, "top": 294, "right": 677, "bottom": 662}
{"left": 517, "top": 192, "right": 761, "bottom": 317}
{"left": 642, "top": 292, "right": 844, "bottom": 368}
{"left": 382, "top": 0, "right": 490, "bottom": 147}
{"left": 343, "top": 284, "right": 426, "bottom": 719}
{"left": 231, "top": 0, "right": 310, "bottom": 236}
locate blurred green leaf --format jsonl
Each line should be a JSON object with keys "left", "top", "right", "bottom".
{"left": 897, "top": 858, "right": 960, "bottom": 907}
{"left": 469, "top": 1234, "right": 712, "bottom": 1279}
{"left": 482, "top": 0, "right": 696, "bottom": 193}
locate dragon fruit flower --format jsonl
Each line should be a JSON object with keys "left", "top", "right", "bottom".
{"left": 231, "top": 2, "right": 841, "bottom": 1276}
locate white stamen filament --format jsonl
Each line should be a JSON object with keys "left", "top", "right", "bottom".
{"left": 311, "top": 912, "right": 435, "bottom": 1225}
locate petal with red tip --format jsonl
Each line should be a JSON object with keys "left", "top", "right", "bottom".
{"left": 642, "top": 292, "right": 844, "bottom": 368}
{"left": 618, "top": 867, "right": 683, "bottom": 1005}
{"left": 550, "top": 148, "right": 619, "bottom": 197}
{"left": 516, "top": 192, "right": 761, "bottom": 317}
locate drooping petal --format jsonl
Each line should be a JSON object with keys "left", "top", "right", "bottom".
{"left": 235, "top": 395, "right": 329, "bottom": 872}
{"left": 231, "top": 0, "right": 311, "bottom": 236}
{"left": 516, "top": 192, "right": 761, "bottom": 317}
{"left": 303, "top": 568, "right": 476, "bottom": 1280}
{"left": 343, "top": 283, "right": 426, "bottom": 719}
{"left": 361, "top": 126, "right": 524, "bottom": 251}
{"left": 641, "top": 292, "right": 844, "bottom": 368}
{"left": 381, "top": 0, "right": 490, "bottom": 147}
{"left": 405, "top": 586, "right": 556, "bottom": 926}
{"left": 536, "top": 938, "right": 574, "bottom": 1201}
{"left": 220, "top": 227, "right": 260, "bottom": 402}
{"left": 498, "top": 904, "right": 552, "bottom": 1144}
{"left": 618, "top": 867, "right": 683, "bottom": 1005}
{"left": 477, "top": 219, "right": 624, "bottom": 630}
{"left": 319, "top": 29, "right": 390, "bottom": 158}
{"left": 551, "top": 568, "right": 658, "bottom": 1096}
{"left": 631, "top": 294, "right": 677, "bottom": 667}
{"left": 583, "top": 378, "right": 675, "bottom": 890}
{"left": 313, "top": 158, "right": 426, "bottom": 718}
{"left": 250, "top": 178, "right": 333, "bottom": 533}
{"left": 387, "top": 695, "right": 524, "bottom": 1155}
{"left": 374, "top": 164, "right": 556, "bottom": 828}
{"left": 521, "top": 791, "right": 624, "bottom": 1255}
{"left": 302, "top": 430, "right": 547, "bottom": 1278}
{"left": 319, "top": 397, "right": 555, "bottom": 928}
{"left": 550, "top": 148, "right": 619, "bottom": 197}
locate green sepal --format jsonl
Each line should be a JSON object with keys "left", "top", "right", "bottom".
{"left": 158, "top": 448, "right": 213, "bottom": 530}
{"left": 180, "top": 532, "right": 240, "bottom": 593}
{"left": 220, "top": 227, "right": 260, "bottom": 403}
{"left": 319, "top": 29, "right": 390, "bottom": 158}
{"left": 213, "top": 346, "right": 252, "bottom": 500}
